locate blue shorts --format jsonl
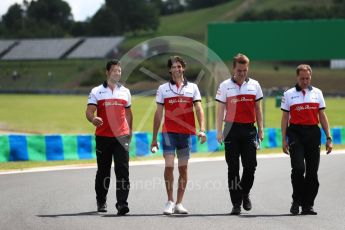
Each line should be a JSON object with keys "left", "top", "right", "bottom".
{"left": 162, "top": 132, "right": 192, "bottom": 160}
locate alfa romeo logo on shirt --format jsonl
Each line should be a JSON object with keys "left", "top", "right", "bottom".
{"left": 168, "top": 98, "right": 189, "bottom": 104}
{"left": 104, "top": 101, "right": 124, "bottom": 107}
{"left": 230, "top": 97, "right": 253, "bottom": 104}
{"left": 295, "top": 105, "right": 317, "bottom": 111}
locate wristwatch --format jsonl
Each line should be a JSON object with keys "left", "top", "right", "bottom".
{"left": 326, "top": 136, "right": 332, "bottom": 141}
{"left": 199, "top": 130, "right": 206, "bottom": 137}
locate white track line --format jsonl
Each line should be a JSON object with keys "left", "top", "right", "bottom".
{"left": 1, "top": 150, "right": 344, "bottom": 175}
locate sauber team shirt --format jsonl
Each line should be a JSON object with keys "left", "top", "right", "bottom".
{"left": 156, "top": 79, "right": 201, "bottom": 135}
{"left": 281, "top": 85, "right": 325, "bottom": 125}
{"left": 216, "top": 77, "right": 263, "bottom": 123}
{"left": 88, "top": 82, "right": 131, "bottom": 137}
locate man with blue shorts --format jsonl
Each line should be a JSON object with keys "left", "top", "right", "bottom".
{"left": 151, "top": 56, "right": 207, "bottom": 215}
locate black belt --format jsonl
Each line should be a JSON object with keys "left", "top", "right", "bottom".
{"left": 289, "top": 124, "right": 318, "bottom": 129}
{"left": 225, "top": 122, "right": 254, "bottom": 127}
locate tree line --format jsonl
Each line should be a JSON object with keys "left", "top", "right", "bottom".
{"left": 2, "top": 0, "right": 344, "bottom": 39}
{"left": 0, "top": 0, "right": 231, "bottom": 38}
{"left": 237, "top": 0, "right": 345, "bottom": 21}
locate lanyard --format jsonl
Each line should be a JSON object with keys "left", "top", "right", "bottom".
{"left": 169, "top": 82, "right": 186, "bottom": 96}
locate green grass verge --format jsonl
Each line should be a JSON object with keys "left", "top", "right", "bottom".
{"left": 0, "top": 95, "right": 344, "bottom": 133}
{"left": 0, "top": 59, "right": 105, "bottom": 90}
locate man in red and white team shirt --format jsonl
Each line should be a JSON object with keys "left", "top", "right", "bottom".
{"left": 281, "top": 64, "right": 332, "bottom": 215}
{"left": 216, "top": 53, "right": 264, "bottom": 215}
{"left": 151, "top": 56, "right": 206, "bottom": 215}
{"left": 86, "top": 59, "right": 133, "bottom": 216}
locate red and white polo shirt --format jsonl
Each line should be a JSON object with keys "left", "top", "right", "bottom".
{"left": 281, "top": 85, "right": 325, "bottom": 125}
{"left": 156, "top": 79, "right": 201, "bottom": 135}
{"left": 216, "top": 77, "right": 263, "bottom": 123}
{"left": 88, "top": 82, "right": 131, "bottom": 137}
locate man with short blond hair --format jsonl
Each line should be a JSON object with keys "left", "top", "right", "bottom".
{"left": 216, "top": 53, "right": 264, "bottom": 215}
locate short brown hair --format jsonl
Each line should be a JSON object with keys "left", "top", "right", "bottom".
{"left": 167, "top": 56, "right": 186, "bottom": 69}
{"left": 296, "top": 64, "right": 312, "bottom": 75}
{"left": 233, "top": 53, "right": 249, "bottom": 68}
{"left": 106, "top": 59, "right": 120, "bottom": 71}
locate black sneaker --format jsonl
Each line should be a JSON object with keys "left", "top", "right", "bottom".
{"left": 290, "top": 202, "right": 299, "bottom": 215}
{"left": 97, "top": 202, "right": 107, "bottom": 213}
{"left": 117, "top": 204, "right": 130, "bottom": 216}
{"left": 301, "top": 206, "right": 317, "bottom": 215}
{"left": 242, "top": 194, "right": 252, "bottom": 211}
{"left": 230, "top": 205, "right": 241, "bottom": 215}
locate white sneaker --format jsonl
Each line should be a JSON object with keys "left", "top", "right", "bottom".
{"left": 174, "top": 203, "right": 188, "bottom": 214}
{"left": 163, "top": 201, "right": 175, "bottom": 215}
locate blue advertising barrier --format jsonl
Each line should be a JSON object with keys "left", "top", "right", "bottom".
{"left": 0, "top": 127, "right": 344, "bottom": 162}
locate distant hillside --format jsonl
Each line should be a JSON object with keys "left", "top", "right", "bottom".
{"left": 122, "top": 0, "right": 336, "bottom": 49}
{"left": 1, "top": 0, "right": 343, "bottom": 95}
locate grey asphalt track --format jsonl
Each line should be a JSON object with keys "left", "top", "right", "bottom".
{"left": 1, "top": 153, "right": 345, "bottom": 230}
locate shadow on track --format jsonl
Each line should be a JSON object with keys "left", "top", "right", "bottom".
{"left": 102, "top": 213, "right": 231, "bottom": 217}
{"left": 37, "top": 212, "right": 294, "bottom": 218}
{"left": 37, "top": 211, "right": 99, "bottom": 217}
{"left": 239, "top": 214, "right": 295, "bottom": 218}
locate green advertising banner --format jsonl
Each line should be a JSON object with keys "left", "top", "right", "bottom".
{"left": 208, "top": 19, "right": 345, "bottom": 61}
